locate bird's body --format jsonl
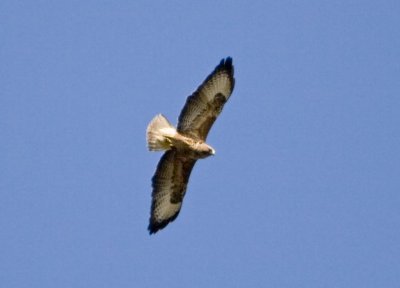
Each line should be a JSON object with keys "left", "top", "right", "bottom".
{"left": 147, "top": 114, "right": 215, "bottom": 159}
{"left": 146, "top": 57, "right": 235, "bottom": 234}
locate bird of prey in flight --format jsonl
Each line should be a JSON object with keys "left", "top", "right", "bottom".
{"left": 146, "top": 57, "right": 235, "bottom": 234}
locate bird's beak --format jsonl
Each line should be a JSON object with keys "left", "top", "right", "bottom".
{"left": 211, "top": 149, "right": 216, "bottom": 155}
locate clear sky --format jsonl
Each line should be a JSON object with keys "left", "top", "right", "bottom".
{"left": 1, "top": 1, "right": 399, "bottom": 287}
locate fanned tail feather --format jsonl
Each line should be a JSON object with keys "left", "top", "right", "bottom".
{"left": 146, "top": 114, "right": 177, "bottom": 151}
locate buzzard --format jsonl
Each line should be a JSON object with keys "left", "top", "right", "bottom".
{"left": 146, "top": 57, "right": 235, "bottom": 234}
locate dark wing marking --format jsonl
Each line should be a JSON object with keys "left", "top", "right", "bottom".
{"left": 177, "top": 57, "right": 235, "bottom": 141}
{"left": 148, "top": 149, "right": 197, "bottom": 234}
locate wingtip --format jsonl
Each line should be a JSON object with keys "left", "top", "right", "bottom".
{"left": 147, "top": 220, "right": 169, "bottom": 235}
{"left": 216, "top": 57, "right": 234, "bottom": 78}
{"left": 218, "top": 57, "right": 235, "bottom": 90}
{"left": 220, "top": 57, "right": 233, "bottom": 68}
{"left": 148, "top": 227, "right": 157, "bottom": 235}
{"left": 148, "top": 208, "right": 181, "bottom": 235}
{"left": 148, "top": 222, "right": 159, "bottom": 235}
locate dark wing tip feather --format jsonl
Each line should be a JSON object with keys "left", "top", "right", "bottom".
{"left": 148, "top": 211, "right": 180, "bottom": 235}
{"left": 217, "top": 57, "right": 235, "bottom": 90}
{"left": 217, "top": 57, "right": 234, "bottom": 73}
{"left": 220, "top": 57, "right": 233, "bottom": 70}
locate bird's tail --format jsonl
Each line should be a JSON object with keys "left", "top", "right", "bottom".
{"left": 146, "top": 114, "right": 177, "bottom": 151}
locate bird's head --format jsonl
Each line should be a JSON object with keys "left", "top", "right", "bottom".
{"left": 195, "top": 142, "right": 215, "bottom": 158}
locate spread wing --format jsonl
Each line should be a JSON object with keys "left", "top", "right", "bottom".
{"left": 177, "top": 57, "right": 235, "bottom": 141}
{"left": 148, "top": 149, "right": 197, "bottom": 234}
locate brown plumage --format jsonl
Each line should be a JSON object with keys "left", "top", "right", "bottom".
{"left": 146, "top": 57, "right": 235, "bottom": 234}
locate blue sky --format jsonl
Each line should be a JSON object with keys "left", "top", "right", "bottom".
{"left": 1, "top": 1, "right": 399, "bottom": 287}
